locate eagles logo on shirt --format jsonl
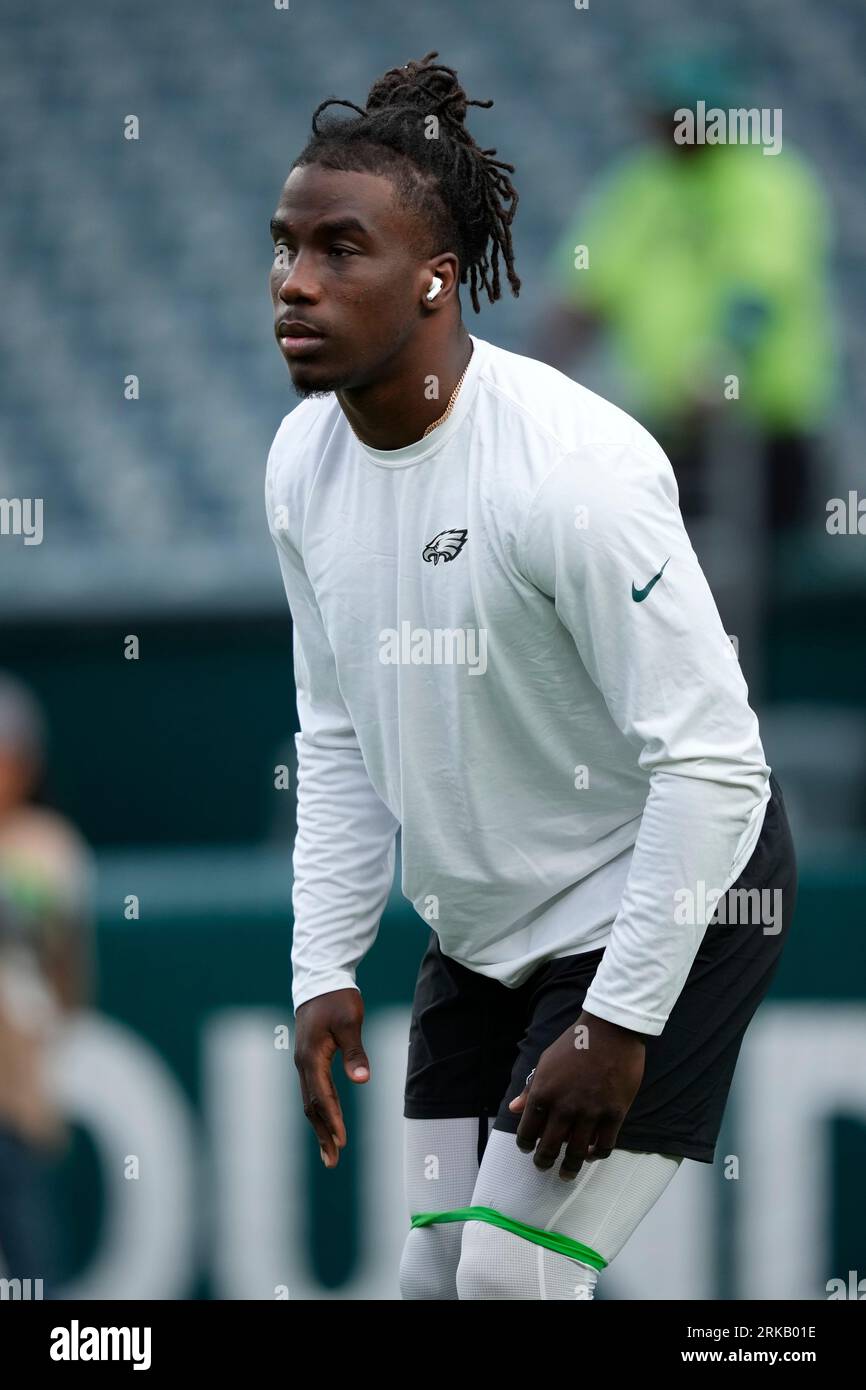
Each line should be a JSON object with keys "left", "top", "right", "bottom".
{"left": 422, "top": 529, "right": 468, "bottom": 565}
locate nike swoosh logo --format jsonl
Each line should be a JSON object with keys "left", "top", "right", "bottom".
{"left": 631, "top": 556, "right": 671, "bottom": 603}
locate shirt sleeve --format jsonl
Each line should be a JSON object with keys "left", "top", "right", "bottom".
{"left": 265, "top": 466, "right": 400, "bottom": 1013}
{"left": 518, "top": 441, "right": 771, "bottom": 1035}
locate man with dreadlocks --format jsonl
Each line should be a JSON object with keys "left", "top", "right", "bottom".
{"left": 265, "top": 53, "right": 796, "bottom": 1300}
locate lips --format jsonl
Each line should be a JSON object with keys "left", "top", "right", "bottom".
{"left": 277, "top": 320, "right": 325, "bottom": 340}
{"left": 278, "top": 332, "right": 326, "bottom": 360}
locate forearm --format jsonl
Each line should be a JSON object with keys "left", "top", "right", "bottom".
{"left": 291, "top": 734, "right": 399, "bottom": 1012}
{"left": 582, "top": 766, "right": 769, "bottom": 1036}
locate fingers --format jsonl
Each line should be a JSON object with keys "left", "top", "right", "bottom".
{"left": 508, "top": 1086, "right": 528, "bottom": 1114}
{"left": 585, "top": 1115, "right": 620, "bottom": 1164}
{"left": 517, "top": 1090, "right": 593, "bottom": 1174}
{"left": 561, "top": 1114, "right": 620, "bottom": 1180}
{"left": 559, "top": 1127, "right": 591, "bottom": 1180}
{"left": 334, "top": 1019, "right": 371, "bottom": 1085}
{"left": 517, "top": 1091, "right": 622, "bottom": 1181}
{"left": 530, "top": 1110, "right": 577, "bottom": 1172}
{"left": 293, "top": 990, "right": 369, "bottom": 1167}
{"left": 296, "top": 1044, "right": 345, "bottom": 1167}
{"left": 515, "top": 1078, "right": 552, "bottom": 1156}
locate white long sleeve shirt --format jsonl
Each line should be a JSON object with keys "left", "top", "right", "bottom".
{"left": 266, "top": 333, "right": 770, "bottom": 1032}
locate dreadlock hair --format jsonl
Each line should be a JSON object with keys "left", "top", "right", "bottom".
{"left": 291, "top": 51, "right": 521, "bottom": 314}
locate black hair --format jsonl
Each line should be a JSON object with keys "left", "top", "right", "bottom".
{"left": 291, "top": 51, "right": 521, "bottom": 313}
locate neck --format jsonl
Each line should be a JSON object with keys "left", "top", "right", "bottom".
{"left": 337, "top": 325, "right": 473, "bottom": 450}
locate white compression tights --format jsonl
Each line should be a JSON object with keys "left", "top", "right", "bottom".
{"left": 399, "top": 1118, "right": 682, "bottom": 1300}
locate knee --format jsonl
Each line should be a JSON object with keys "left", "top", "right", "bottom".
{"left": 456, "top": 1221, "right": 519, "bottom": 1300}
{"left": 456, "top": 1220, "right": 598, "bottom": 1301}
{"left": 399, "top": 1225, "right": 463, "bottom": 1300}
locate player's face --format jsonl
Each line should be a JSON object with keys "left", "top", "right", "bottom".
{"left": 269, "top": 164, "right": 431, "bottom": 397}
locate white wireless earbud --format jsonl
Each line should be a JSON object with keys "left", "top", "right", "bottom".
{"left": 426, "top": 276, "right": 443, "bottom": 301}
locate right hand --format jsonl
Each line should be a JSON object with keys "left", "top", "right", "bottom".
{"left": 294, "top": 987, "right": 370, "bottom": 1169}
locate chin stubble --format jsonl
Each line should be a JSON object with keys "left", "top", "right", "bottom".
{"left": 292, "top": 382, "right": 337, "bottom": 400}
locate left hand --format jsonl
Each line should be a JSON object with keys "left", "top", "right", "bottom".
{"left": 508, "top": 1009, "right": 646, "bottom": 1180}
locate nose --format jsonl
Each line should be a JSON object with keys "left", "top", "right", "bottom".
{"left": 275, "top": 250, "right": 320, "bottom": 306}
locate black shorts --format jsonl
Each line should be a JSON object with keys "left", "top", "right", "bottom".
{"left": 403, "top": 772, "right": 797, "bottom": 1164}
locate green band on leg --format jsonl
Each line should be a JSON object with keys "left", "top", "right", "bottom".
{"left": 410, "top": 1205, "right": 607, "bottom": 1270}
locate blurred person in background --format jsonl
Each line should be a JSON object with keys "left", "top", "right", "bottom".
{"left": 0, "top": 674, "right": 94, "bottom": 1296}
{"left": 531, "top": 46, "right": 838, "bottom": 534}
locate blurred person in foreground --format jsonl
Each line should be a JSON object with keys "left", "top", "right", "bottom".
{"left": 265, "top": 53, "right": 797, "bottom": 1300}
{"left": 0, "top": 675, "right": 93, "bottom": 1295}
{"left": 531, "top": 48, "right": 838, "bottom": 533}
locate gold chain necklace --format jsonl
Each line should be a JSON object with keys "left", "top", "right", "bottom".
{"left": 422, "top": 342, "right": 474, "bottom": 437}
